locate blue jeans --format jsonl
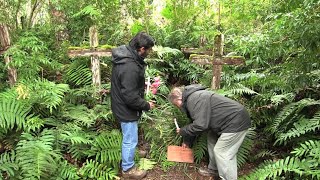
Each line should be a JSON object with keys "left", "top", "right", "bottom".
{"left": 121, "top": 121, "right": 138, "bottom": 171}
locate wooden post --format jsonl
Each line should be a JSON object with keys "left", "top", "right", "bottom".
{"left": 89, "top": 25, "right": 101, "bottom": 88}
{"left": 212, "top": 34, "right": 224, "bottom": 89}
{"left": 0, "top": 24, "right": 17, "bottom": 86}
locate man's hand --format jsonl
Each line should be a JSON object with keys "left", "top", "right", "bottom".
{"left": 148, "top": 101, "right": 155, "bottom": 109}
{"left": 181, "top": 143, "right": 188, "bottom": 148}
{"left": 176, "top": 128, "right": 180, "bottom": 134}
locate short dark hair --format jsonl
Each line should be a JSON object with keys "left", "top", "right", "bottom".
{"left": 129, "top": 32, "right": 155, "bottom": 50}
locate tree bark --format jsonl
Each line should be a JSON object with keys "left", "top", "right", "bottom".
{"left": 0, "top": 24, "right": 17, "bottom": 86}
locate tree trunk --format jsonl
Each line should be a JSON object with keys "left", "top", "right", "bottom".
{"left": 0, "top": 24, "right": 17, "bottom": 86}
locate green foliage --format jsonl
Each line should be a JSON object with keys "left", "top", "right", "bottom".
{"left": 243, "top": 140, "right": 320, "bottom": 180}
{"left": 237, "top": 128, "right": 256, "bottom": 168}
{"left": 65, "top": 59, "right": 92, "bottom": 87}
{"left": 0, "top": 98, "right": 32, "bottom": 132}
{"left": 270, "top": 99, "right": 320, "bottom": 144}
{"left": 62, "top": 105, "right": 97, "bottom": 128}
{"left": 138, "top": 158, "right": 157, "bottom": 170}
{"left": 22, "top": 79, "right": 70, "bottom": 113}
{"left": 57, "top": 160, "right": 80, "bottom": 180}
{"left": 192, "top": 134, "right": 207, "bottom": 164}
{"left": 0, "top": 151, "right": 18, "bottom": 179}
{"left": 79, "top": 159, "right": 118, "bottom": 180}
{"left": 87, "top": 130, "right": 122, "bottom": 168}
{"left": 16, "top": 129, "right": 62, "bottom": 179}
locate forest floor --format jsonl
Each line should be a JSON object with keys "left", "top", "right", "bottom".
{"left": 119, "top": 162, "right": 256, "bottom": 180}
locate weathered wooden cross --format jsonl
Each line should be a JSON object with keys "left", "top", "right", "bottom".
{"left": 67, "top": 25, "right": 112, "bottom": 89}
{"left": 182, "top": 34, "right": 245, "bottom": 89}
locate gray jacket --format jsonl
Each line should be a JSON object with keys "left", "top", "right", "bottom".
{"left": 180, "top": 84, "right": 251, "bottom": 138}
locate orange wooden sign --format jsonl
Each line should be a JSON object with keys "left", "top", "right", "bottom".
{"left": 167, "top": 145, "right": 194, "bottom": 163}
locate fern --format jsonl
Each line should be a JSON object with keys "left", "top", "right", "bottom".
{"left": 56, "top": 160, "right": 80, "bottom": 180}
{"left": 275, "top": 111, "right": 320, "bottom": 145}
{"left": 291, "top": 140, "right": 320, "bottom": 159}
{"left": 87, "top": 130, "right": 122, "bottom": 168}
{"left": 0, "top": 99, "right": 32, "bottom": 132}
{"left": 152, "top": 45, "right": 182, "bottom": 59}
{"left": 223, "top": 83, "right": 259, "bottom": 97}
{"left": 237, "top": 128, "right": 256, "bottom": 168}
{"left": 0, "top": 151, "right": 18, "bottom": 179}
{"left": 270, "top": 98, "right": 320, "bottom": 136}
{"left": 65, "top": 61, "right": 92, "bottom": 86}
{"left": 243, "top": 140, "right": 320, "bottom": 180}
{"left": 28, "top": 79, "right": 69, "bottom": 112}
{"left": 62, "top": 104, "right": 96, "bottom": 128}
{"left": 253, "top": 149, "right": 277, "bottom": 159}
{"left": 192, "top": 134, "right": 207, "bottom": 164}
{"left": 16, "top": 129, "right": 62, "bottom": 179}
{"left": 270, "top": 93, "right": 295, "bottom": 106}
{"left": 79, "top": 159, "right": 118, "bottom": 180}
{"left": 57, "top": 124, "right": 93, "bottom": 160}
{"left": 138, "top": 158, "right": 157, "bottom": 170}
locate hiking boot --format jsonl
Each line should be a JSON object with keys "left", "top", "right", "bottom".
{"left": 122, "top": 166, "right": 147, "bottom": 179}
{"left": 198, "top": 166, "right": 219, "bottom": 177}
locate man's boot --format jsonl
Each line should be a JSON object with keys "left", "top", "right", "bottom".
{"left": 198, "top": 166, "right": 220, "bottom": 179}
{"left": 122, "top": 166, "right": 147, "bottom": 179}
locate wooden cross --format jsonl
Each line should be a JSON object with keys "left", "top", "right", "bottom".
{"left": 182, "top": 34, "right": 245, "bottom": 89}
{"left": 67, "top": 26, "right": 112, "bottom": 88}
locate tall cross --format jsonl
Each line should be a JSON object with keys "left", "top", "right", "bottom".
{"left": 67, "top": 26, "right": 112, "bottom": 88}
{"left": 182, "top": 34, "right": 245, "bottom": 89}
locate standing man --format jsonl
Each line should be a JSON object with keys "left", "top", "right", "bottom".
{"left": 168, "top": 84, "right": 251, "bottom": 180}
{"left": 111, "top": 32, "right": 155, "bottom": 179}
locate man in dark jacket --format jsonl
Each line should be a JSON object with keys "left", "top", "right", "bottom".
{"left": 111, "top": 32, "right": 155, "bottom": 179}
{"left": 168, "top": 84, "right": 251, "bottom": 180}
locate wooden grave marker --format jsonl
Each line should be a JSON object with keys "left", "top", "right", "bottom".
{"left": 182, "top": 34, "right": 245, "bottom": 89}
{"left": 67, "top": 25, "right": 113, "bottom": 89}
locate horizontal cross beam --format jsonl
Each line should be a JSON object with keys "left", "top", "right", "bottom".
{"left": 190, "top": 55, "right": 245, "bottom": 65}
{"left": 181, "top": 48, "right": 213, "bottom": 56}
{"left": 68, "top": 49, "right": 112, "bottom": 58}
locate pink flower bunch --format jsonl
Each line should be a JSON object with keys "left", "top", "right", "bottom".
{"left": 150, "top": 76, "right": 161, "bottom": 94}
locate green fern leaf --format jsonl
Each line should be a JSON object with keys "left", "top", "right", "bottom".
{"left": 138, "top": 158, "right": 157, "bottom": 170}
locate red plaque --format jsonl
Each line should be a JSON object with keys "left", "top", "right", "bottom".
{"left": 167, "top": 145, "right": 194, "bottom": 163}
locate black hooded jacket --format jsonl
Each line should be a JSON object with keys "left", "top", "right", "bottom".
{"left": 111, "top": 45, "right": 150, "bottom": 122}
{"left": 180, "top": 84, "right": 251, "bottom": 138}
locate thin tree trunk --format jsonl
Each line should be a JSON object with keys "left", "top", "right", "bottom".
{"left": 0, "top": 24, "right": 17, "bottom": 86}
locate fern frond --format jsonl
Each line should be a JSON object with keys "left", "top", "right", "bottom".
{"left": 225, "top": 84, "right": 259, "bottom": 96}
{"left": 270, "top": 93, "right": 295, "bottom": 106}
{"left": 192, "top": 134, "right": 207, "bottom": 164}
{"left": 275, "top": 111, "right": 320, "bottom": 145}
{"left": 242, "top": 157, "right": 304, "bottom": 180}
{"left": 237, "top": 128, "right": 256, "bottom": 168}
{"left": 291, "top": 140, "right": 320, "bottom": 159}
{"left": 138, "top": 158, "right": 157, "bottom": 170}
{"left": 60, "top": 130, "right": 93, "bottom": 145}
{"left": 0, "top": 99, "right": 32, "bottom": 132}
{"left": 271, "top": 98, "right": 320, "bottom": 135}
{"left": 62, "top": 105, "right": 96, "bottom": 127}
{"left": 79, "top": 159, "right": 118, "bottom": 180}
{"left": 253, "top": 149, "right": 277, "bottom": 159}
{"left": 65, "top": 62, "right": 92, "bottom": 86}
{"left": 88, "top": 130, "right": 122, "bottom": 167}
{"left": 243, "top": 140, "right": 320, "bottom": 180}
{"left": 57, "top": 160, "right": 80, "bottom": 180}
{"left": 152, "top": 45, "right": 182, "bottom": 59}
{"left": 0, "top": 151, "right": 18, "bottom": 179}
{"left": 16, "top": 129, "right": 62, "bottom": 179}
